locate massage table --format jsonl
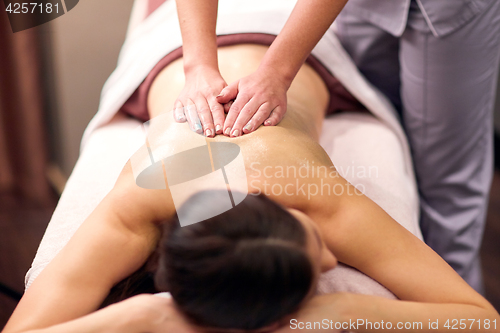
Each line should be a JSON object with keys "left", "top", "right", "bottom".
{"left": 25, "top": 0, "right": 421, "bottom": 300}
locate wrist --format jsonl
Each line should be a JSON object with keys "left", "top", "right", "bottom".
{"left": 183, "top": 45, "right": 219, "bottom": 77}
{"left": 257, "top": 61, "right": 295, "bottom": 90}
{"left": 184, "top": 62, "right": 220, "bottom": 79}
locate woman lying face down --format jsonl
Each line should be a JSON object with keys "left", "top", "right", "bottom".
{"left": 4, "top": 43, "right": 499, "bottom": 333}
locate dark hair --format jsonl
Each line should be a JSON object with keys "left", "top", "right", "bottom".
{"left": 154, "top": 191, "right": 314, "bottom": 330}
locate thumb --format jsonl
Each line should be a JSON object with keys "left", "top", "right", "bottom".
{"left": 216, "top": 81, "right": 238, "bottom": 103}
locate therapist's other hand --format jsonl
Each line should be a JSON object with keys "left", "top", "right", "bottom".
{"left": 217, "top": 68, "right": 288, "bottom": 137}
{"left": 173, "top": 67, "right": 227, "bottom": 137}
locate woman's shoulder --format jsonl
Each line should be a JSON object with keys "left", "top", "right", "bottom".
{"left": 107, "top": 161, "right": 176, "bottom": 228}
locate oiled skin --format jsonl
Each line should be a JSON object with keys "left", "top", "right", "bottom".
{"left": 147, "top": 44, "right": 338, "bottom": 219}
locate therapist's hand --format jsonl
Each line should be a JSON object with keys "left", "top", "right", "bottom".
{"left": 173, "top": 66, "right": 227, "bottom": 137}
{"left": 217, "top": 67, "right": 289, "bottom": 137}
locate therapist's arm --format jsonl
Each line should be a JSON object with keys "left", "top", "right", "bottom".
{"left": 174, "top": 0, "right": 226, "bottom": 137}
{"left": 218, "top": 0, "right": 348, "bottom": 137}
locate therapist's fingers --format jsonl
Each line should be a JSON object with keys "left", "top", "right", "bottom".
{"left": 194, "top": 96, "right": 215, "bottom": 137}
{"left": 223, "top": 100, "right": 233, "bottom": 113}
{"left": 216, "top": 81, "right": 239, "bottom": 104}
{"left": 223, "top": 93, "right": 251, "bottom": 136}
{"left": 208, "top": 98, "right": 225, "bottom": 135}
{"left": 185, "top": 99, "right": 203, "bottom": 134}
{"left": 242, "top": 102, "right": 273, "bottom": 134}
{"left": 264, "top": 105, "right": 286, "bottom": 126}
{"left": 230, "top": 98, "right": 264, "bottom": 136}
{"left": 173, "top": 100, "right": 186, "bottom": 122}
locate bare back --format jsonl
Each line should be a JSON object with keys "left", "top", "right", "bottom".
{"left": 145, "top": 44, "right": 346, "bottom": 218}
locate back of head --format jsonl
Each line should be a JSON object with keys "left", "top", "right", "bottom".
{"left": 155, "top": 191, "right": 314, "bottom": 331}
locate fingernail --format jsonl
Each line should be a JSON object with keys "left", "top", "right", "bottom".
{"left": 215, "top": 124, "right": 222, "bottom": 133}
{"left": 231, "top": 129, "right": 239, "bottom": 137}
{"left": 265, "top": 120, "right": 272, "bottom": 126}
{"left": 243, "top": 123, "right": 253, "bottom": 132}
{"left": 216, "top": 93, "right": 224, "bottom": 98}
{"left": 205, "top": 129, "right": 212, "bottom": 137}
{"left": 192, "top": 119, "right": 203, "bottom": 133}
{"left": 224, "top": 127, "right": 231, "bottom": 136}
{"left": 174, "top": 107, "right": 185, "bottom": 122}
{"left": 193, "top": 123, "right": 203, "bottom": 134}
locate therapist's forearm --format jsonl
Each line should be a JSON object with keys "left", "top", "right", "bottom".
{"left": 175, "top": 0, "right": 219, "bottom": 75}
{"left": 259, "top": 0, "right": 348, "bottom": 87}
